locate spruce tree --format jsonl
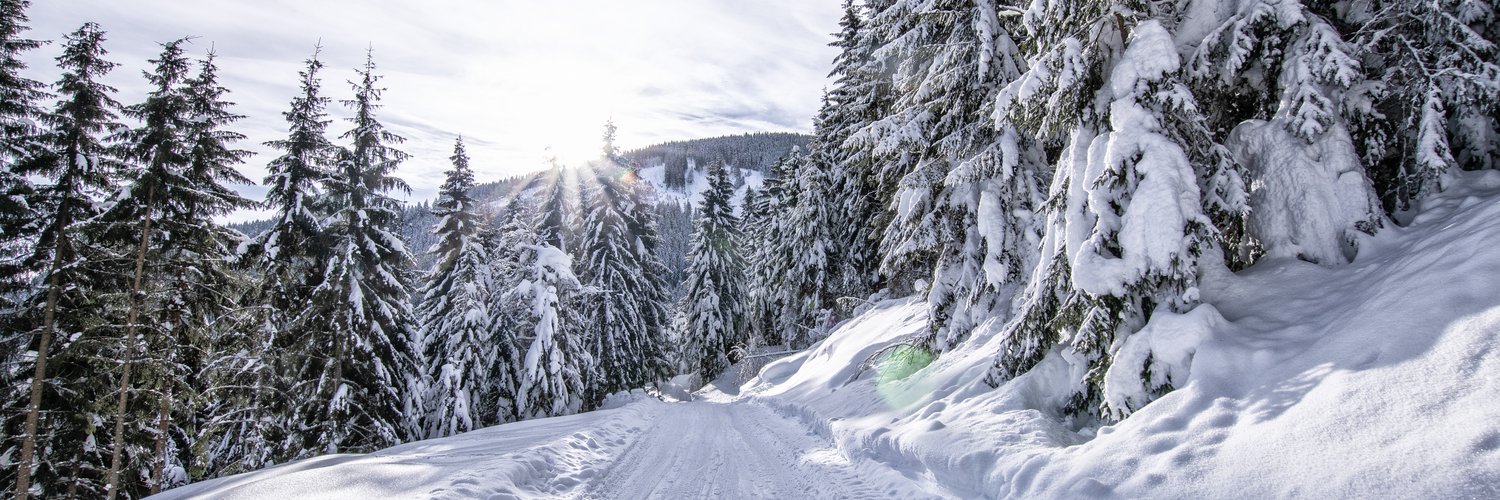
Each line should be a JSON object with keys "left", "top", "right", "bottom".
{"left": 872, "top": 0, "right": 1047, "bottom": 352}
{"left": 776, "top": 115, "right": 843, "bottom": 348}
{"left": 983, "top": 3, "right": 1241, "bottom": 422}
{"left": 143, "top": 51, "right": 254, "bottom": 493}
{"left": 512, "top": 172, "right": 586, "bottom": 419}
{"left": 1186, "top": 0, "right": 1379, "bottom": 264}
{"left": 97, "top": 38, "right": 196, "bottom": 499}
{"left": 486, "top": 198, "right": 534, "bottom": 423}
{"left": 744, "top": 150, "right": 799, "bottom": 347}
{"left": 678, "top": 160, "right": 745, "bottom": 382}
{"left": 416, "top": 137, "right": 495, "bottom": 438}
{"left": 577, "top": 156, "right": 674, "bottom": 405}
{"left": 0, "top": 0, "right": 47, "bottom": 394}
{"left": 1343, "top": 0, "right": 1500, "bottom": 210}
{"left": 223, "top": 45, "right": 333, "bottom": 473}
{"left": 826, "top": 0, "right": 893, "bottom": 299}
{"left": 7, "top": 21, "right": 124, "bottom": 500}
{"left": 294, "top": 51, "right": 417, "bottom": 455}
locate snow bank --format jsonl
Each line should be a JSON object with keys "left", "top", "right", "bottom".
{"left": 742, "top": 171, "right": 1500, "bottom": 498}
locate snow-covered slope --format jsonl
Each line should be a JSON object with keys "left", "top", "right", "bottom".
{"left": 636, "top": 161, "right": 764, "bottom": 208}
{"left": 742, "top": 171, "right": 1500, "bottom": 498}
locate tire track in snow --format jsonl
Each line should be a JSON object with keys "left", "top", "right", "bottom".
{"left": 578, "top": 400, "right": 948, "bottom": 499}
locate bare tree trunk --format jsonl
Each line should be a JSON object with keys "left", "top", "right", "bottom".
{"left": 63, "top": 452, "right": 81, "bottom": 500}
{"left": 105, "top": 198, "right": 155, "bottom": 500}
{"left": 148, "top": 374, "right": 173, "bottom": 495}
{"left": 148, "top": 325, "right": 179, "bottom": 495}
{"left": 12, "top": 249, "right": 65, "bottom": 500}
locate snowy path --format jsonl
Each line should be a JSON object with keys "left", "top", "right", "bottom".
{"left": 585, "top": 400, "right": 939, "bottom": 499}
{"left": 155, "top": 398, "right": 949, "bottom": 499}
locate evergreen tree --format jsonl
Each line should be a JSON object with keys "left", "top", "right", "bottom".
{"left": 6, "top": 21, "right": 124, "bottom": 499}
{"left": 293, "top": 51, "right": 417, "bottom": 455}
{"left": 743, "top": 150, "right": 799, "bottom": 347}
{"left": 416, "top": 137, "right": 495, "bottom": 438}
{"left": 873, "top": 0, "right": 1047, "bottom": 351}
{"left": 0, "top": 0, "right": 47, "bottom": 394}
{"left": 225, "top": 45, "right": 333, "bottom": 473}
{"left": 511, "top": 173, "right": 586, "bottom": 418}
{"left": 577, "top": 155, "right": 674, "bottom": 405}
{"left": 150, "top": 51, "right": 257, "bottom": 490}
{"left": 96, "top": 38, "right": 196, "bottom": 499}
{"left": 776, "top": 114, "right": 844, "bottom": 348}
{"left": 678, "top": 161, "right": 745, "bottom": 381}
{"left": 984, "top": 4, "right": 1241, "bottom": 422}
{"left": 1187, "top": 0, "right": 1380, "bottom": 264}
{"left": 485, "top": 198, "right": 534, "bottom": 423}
{"left": 1342, "top": 0, "right": 1500, "bottom": 210}
{"left": 827, "top": 0, "right": 894, "bottom": 299}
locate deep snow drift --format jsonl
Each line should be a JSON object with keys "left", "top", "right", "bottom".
{"left": 743, "top": 171, "right": 1500, "bottom": 498}
{"left": 157, "top": 174, "right": 1500, "bottom": 498}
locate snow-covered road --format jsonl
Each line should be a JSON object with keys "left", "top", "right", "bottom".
{"left": 155, "top": 397, "right": 950, "bottom": 499}
{"left": 587, "top": 401, "right": 941, "bottom": 499}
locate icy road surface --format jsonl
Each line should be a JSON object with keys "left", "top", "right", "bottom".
{"left": 154, "top": 398, "right": 952, "bottom": 499}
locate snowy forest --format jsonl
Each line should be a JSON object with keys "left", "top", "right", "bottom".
{"left": 4, "top": 0, "right": 1500, "bottom": 498}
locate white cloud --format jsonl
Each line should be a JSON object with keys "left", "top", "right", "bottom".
{"left": 19, "top": 0, "right": 841, "bottom": 222}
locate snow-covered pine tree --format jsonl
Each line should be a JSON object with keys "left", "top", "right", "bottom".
{"left": 485, "top": 197, "right": 534, "bottom": 423}
{"left": 6, "top": 21, "right": 124, "bottom": 500}
{"left": 415, "top": 137, "right": 495, "bottom": 438}
{"left": 217, "top": 46, "right": 334, "bottom": 473}
{"left": 0, "top": 0, "right": 47, "bottom": 396}
{"left": 775, "top": 107, "right": 844, "bottom": 348}
{"left": 577, "top": 153, "right": 674, "bottom": 406}
{"left": 1341, "top": 0, "right": 1500, "bottom": 210}
{"left": 1187, "top": 0, "right": 1382, "bottom": 265}
{"left": 678, "top": 160, "right": 745, "bottom": 381}
{"left": 826, "top": 0, "right": 893, "bottom": 300}
{"left": 511, "top": 172, "right": 587, "bottom": 418}
{"left": 985, "top": 4, "right": 1235, "bottom": 422}
{"left": 294, "top": 51, "right": 417, "bottom": 456}
{"left": 94, "top": 38, "right": 196, "bottom": 499}
{"left": 849, "top": 0, "right": 931, "bottom": 286}
{"left": 743, "top": 149, "right": 800, "bottom": 347}
{"left": 140, "top": 49, "right": 255, "bottom": 494}
{"left": 874, "top": 0, "right": 1047, "bottom": 352}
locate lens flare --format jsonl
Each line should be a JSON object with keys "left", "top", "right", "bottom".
{"left": 875, "top": 344, "right": 935, "bottom": 409}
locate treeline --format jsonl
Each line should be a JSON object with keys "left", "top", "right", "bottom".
{"left": 623, "top": 132, "right": 810, "bottom": 188}
{"left": 736, "top": 0, "right": 1499, "bottom": 431}
{"left": 0, "top": 4, "right": 689, "bottom": 498}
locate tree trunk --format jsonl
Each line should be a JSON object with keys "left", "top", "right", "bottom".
{"left": 63, "top": 452, "right": 81, "bottom": 500}
{"left": 105, "top": 197, "right": 155, "bottom": 500}
{"left": 12, "top": 248, "right": 65, "bottom": 500}
{"left": 148, "top": 370, "right": 173, "bottom": 495}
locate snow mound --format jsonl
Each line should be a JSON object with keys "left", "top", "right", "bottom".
{"left": 742, "top": 170, "right": 1500, "bottom": 498}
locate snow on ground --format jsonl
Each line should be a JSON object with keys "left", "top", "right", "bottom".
{"left": 154, "top": 392, "right": 951, "bottom": 499}
{"left": 157, "top": 172, "right": 1500, "bottom": 499}
{"left": 744, "top": 170, "right": 1500, "bottom": 498}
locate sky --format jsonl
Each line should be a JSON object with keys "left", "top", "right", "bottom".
{"left": 19, "top": 0, "right": 842, "bottom": 222}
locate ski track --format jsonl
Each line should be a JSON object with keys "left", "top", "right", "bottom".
{"left": 580, "top": 400, "right": 946, "bottom": 499}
